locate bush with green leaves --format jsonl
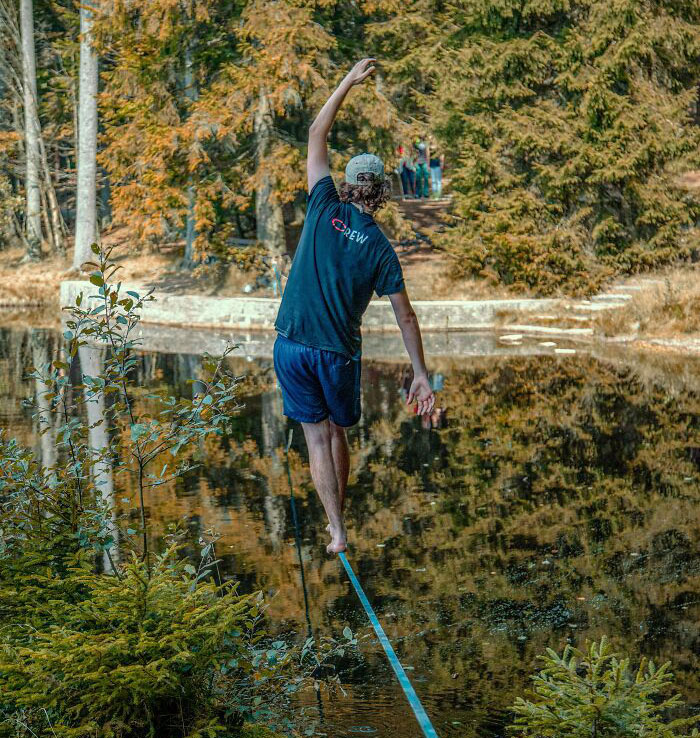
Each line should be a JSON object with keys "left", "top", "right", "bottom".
{"left": 0, "top": 539, "right": 349, "bottom": 738}
{"left": 510, "top": 637, "right": 700, "bottom": 737}
{"left": 0, "top": 244, "right": 352, "bottom": 737}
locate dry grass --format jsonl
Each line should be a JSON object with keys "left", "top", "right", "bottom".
{"left": 595, "top": 266, "right": 700, "bottom": 338}
{"left": 0, "top": 306, "right": 60, "bottom": 330}
{"left": 0, "top": 229, "right": 176, "bottom": 307}
{"left": 676, "top": 170, "right": 700, "bottom": 190}
{"left": 2, "top": 221, "right": 693, "bottom": 315}
{"left": 397, "top": 247, "right": 520, "bottom": 301}
{"left": 0, "top": 229, "right": 231, "bottom": 307}
{"left": 0, "top": 247, "right": 70, "bottom": 307}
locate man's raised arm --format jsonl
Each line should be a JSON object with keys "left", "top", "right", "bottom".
{"left": 307, "top": 58, "right": 376, "bottom": 192}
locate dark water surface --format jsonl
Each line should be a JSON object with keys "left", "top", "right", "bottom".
{"left": 2, "top": 326, "right": 700, "bottom": 737}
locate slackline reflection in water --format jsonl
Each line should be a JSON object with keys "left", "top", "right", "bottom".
{"left": 283, "top": 428, "right": 440, "bottom": 738}
{"left": 273, "top": 58, "right": 436, "bottom": 554}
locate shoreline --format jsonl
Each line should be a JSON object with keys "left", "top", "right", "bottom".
{"left": 2, "top": 276, "right": 699, "bottom": 358}
{"left": 59, "top": 279, "right": 571, "bottom": 334}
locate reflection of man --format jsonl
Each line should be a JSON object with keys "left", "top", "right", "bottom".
{"left": 273, "top": 59, "right": 435, "bottom": 554}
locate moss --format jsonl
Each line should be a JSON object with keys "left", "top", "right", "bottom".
{"left": 237, "top": 726, "right": 287, "bottom": 738}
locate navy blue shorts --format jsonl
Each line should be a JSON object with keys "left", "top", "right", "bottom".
{"left": 273, "top": 334, "right": 361, "bottom": 427}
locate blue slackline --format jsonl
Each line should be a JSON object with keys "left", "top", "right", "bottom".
{"left": 337, "top": 551, "right": 440, "bottom": 738}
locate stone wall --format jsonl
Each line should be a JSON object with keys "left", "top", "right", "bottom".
{"left": 60, "top": 280, "right": 562, "bottom": 332}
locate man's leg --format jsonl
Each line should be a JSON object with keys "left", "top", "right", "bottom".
{"left": 301, "top": 419, "right": 347, "bottom": 553}
{"left": 408, "top": 169, "right": 416, "bottom": 197}
{"left": 329, "top": 419, "right": 350, "bottom": 511}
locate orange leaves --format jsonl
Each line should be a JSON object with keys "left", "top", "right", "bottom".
{"left": 0, "top": 131, "right": 21, "bottom": 156}
{"left": 249, "top": 141, "right": 304, "bottom": 204}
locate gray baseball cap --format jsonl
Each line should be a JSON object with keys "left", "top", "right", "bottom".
{"left": 345, "top": 153, "right": 385, "bottom": 185}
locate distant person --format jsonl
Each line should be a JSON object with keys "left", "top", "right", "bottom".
{"left": 274, "top": 59, "right": 435, "bottom": 554}
{"left": 429, "top": 370, "right": 444, "bottom": 393}
{"left": 415, "top": 140, "right": 430, "bottom": 199}
{"left": 398, "top": 145, "right": 416, "bottom": 199}
{"left": 429, "top": 142, "right": 444, "bottom": 199}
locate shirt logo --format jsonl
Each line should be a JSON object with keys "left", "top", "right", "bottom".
{"left": 331, "top": 217, "right": 369, "bottom": 244}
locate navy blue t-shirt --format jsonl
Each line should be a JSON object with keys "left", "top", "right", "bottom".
{"left": 275, "top": 176, "right": 405, "bottom": 359}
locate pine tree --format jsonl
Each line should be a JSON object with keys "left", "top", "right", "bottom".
{"left": 2, "top": 0, "right": 408, "bottom": 266}
{"left": 198, "top": 0, "right": 334, "bottom": 258}
{"left": 378, "top": 0, "right": 700, "bottom": 294}
{"left": 511, "top": 638, "right": 700, "bottom": 736}
{"left": 94, "top": 0, "right": 242, "bottom": 257}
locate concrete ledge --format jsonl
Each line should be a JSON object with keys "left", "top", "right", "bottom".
{"left": 60, "top": 280, "right": 564, "bottom": 333}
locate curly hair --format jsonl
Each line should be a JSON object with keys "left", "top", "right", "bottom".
{"left": 338, "top": 174, "right": 391, "bottom": 213}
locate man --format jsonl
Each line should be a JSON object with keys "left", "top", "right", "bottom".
{"left": 274, "top": 58, "right": 435, "bottom": 554}
{"left": 414, "top": 139, "right": 430, "bottom": 199}
{"left": 428, "top": 137, "right": 444, "bottom": 199}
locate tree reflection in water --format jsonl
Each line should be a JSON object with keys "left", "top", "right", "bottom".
{"left": 1, "top": 327, "right": 699, "bottom": 738}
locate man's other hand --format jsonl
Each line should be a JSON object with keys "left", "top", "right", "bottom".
{"left": 407, "top": 373, "right": 435, "bottom": 416}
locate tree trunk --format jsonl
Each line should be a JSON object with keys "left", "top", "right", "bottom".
{"left": 70, "top": 77, "right": 78, "bottom": 171}
{"left": 79, "top": 344, "right": 119, "bottom": 573}
{"left": 73, "top": 0, "right": 99, "bottom": 270}
{"left": 31, "top": 330, "right": 57, "bottom": 475}
{"left": 7, "top": 96, "right": 28, "bottom": 251}
{"left": 98, "top": 165, "right": 112, "bottom": 229}
{"left": 0, "top": 213, "right": 22, "bottom": 250}
{"left": 0, "top": 177, "right": 22, "bottom": 249}
{"left": 39, "top": 181, "right": 55, "bottom": 252}
{"left": 254, "top": 88, "right": 286, "bottom": 259}
{"left": 0, "top": 44, "right": 22, "bottom": 251}
{"left": 20, "top": 0, "right": 42, "bottom": 261}
{"left": 181, "top": 39, "right": 198, "bottom": 268}
{"left": 39, "top": 136, "right": 66, "bottom": 254}
{"left": 11, "top": 97, "right": 22, "bottom": 193}
{"left": 261, "top": 388, "right": 286, "bottom": 548}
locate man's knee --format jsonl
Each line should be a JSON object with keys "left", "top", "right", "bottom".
{"left": 302, "top": 419, "right": 331, "bottom": 449}
{"left": 329, "top": 419, "right": 348, "bottom": 440}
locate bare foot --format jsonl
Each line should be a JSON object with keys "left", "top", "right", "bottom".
{"left": 326, "top": 523, "right": 347, "bottom": 554}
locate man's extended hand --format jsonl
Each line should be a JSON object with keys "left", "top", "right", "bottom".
{"left": 343, "top": 58, "right": 376, "bottom": 87}
{"left": 407, "top": 373, "right": 435, "bottom": 417}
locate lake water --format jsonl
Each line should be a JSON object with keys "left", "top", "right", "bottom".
{"left": 2, "top": 325, "right": 700, "bottom": 737}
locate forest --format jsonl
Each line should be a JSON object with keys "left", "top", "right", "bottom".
{"left": 2, "top": 0, "right": 700, "bottom": 295}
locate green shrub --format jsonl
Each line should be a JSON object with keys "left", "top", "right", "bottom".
{"left": 0, "top": 550, "right": 264, "bottom": 737}
{"left": 510, "top": 637, "right": 700, "bottom": 737}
